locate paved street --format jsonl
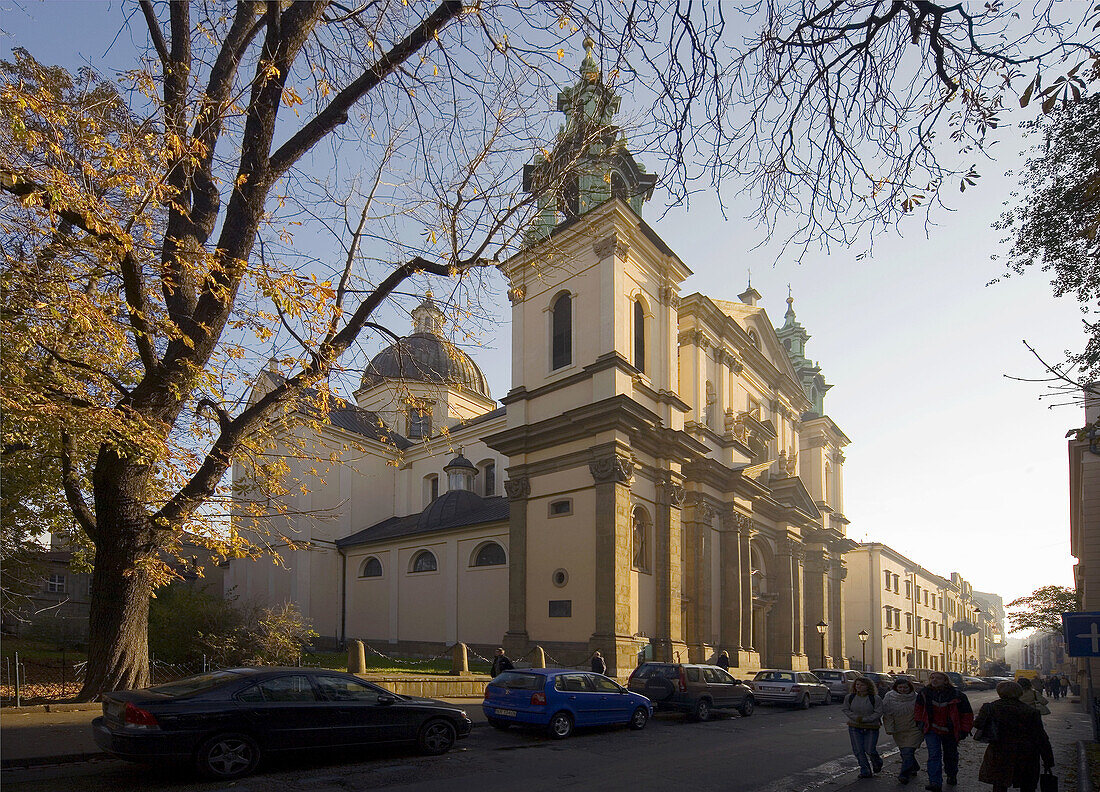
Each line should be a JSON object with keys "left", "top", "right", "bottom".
{"left": 3, "top": 691, "right": 1010, "bottom": 792}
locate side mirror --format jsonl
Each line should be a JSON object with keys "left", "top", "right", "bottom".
{"left": 377, "top": 693, "right": 397, "bottom": 706}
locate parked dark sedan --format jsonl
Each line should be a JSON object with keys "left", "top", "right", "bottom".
{"left": 92, "top": 667, "right": 472, "bottom": 780}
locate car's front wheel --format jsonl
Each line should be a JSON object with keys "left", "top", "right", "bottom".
{"left": 738, "top": 696, "right": 755, "bottom": 717}
{"left": 628, "top": 706, "right": 649, "bottom": 730}
{"left": 547, "top": 711, "right": 574, "bottom": 739}
{"left": 417, "top": 719, "right": 457, "bottom": 755}
{"left": 196, "top": 732, "right": 261, "bottom": 780}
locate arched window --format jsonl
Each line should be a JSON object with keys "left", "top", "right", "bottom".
{"left": 633, "top": 298, "right": 646, "bottom": 374}
{"left": 410, "top": 550, "right": 437, "bottom": 573}
{"left": 631, "top": 506, "right": 650, "bottom": 573}
{"left": 359, "top": 557, "right": 383, "bottom": 578}
{"left": 423, "top": 474, "right": 439, "bottom": 507}
{"left": 748, "top": 329, "right": 760, "bottom": 349}
{"left": 551, "top": 292, "right": 572, "bottom": 370}
{"left": 472, "top": 542, "right": 506, "bottom": 567}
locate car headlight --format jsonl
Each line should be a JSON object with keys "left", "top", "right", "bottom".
{"left": 460, "top": 711, "right": 468, "bottom": 720}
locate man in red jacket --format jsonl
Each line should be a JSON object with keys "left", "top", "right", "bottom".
{"left": 914, "top": 672, "right": 974, "bottom": 792}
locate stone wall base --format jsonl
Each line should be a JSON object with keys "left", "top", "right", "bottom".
{"left": 355, "top": 674, "right": 491, "bottom": 698}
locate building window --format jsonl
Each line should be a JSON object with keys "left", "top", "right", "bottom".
{"left": 359, "top": 557, "right": 383, "bottom": 578}
{"left": 482, "top": 462, "right": 496, "bottom": 497}
{"left": 471, "top": 542, "right": 506, "bottom": 567}
{"left": 634, "top": 298, "right": 646, "bottom": 374}
{"left": 905, "top": 579, "right": 912, "bottom": 598}
{"left": 410, "top": 550, "right": 438, "bottom": 574}
{"left": 631, "top": 506, "right": 650, "bottom": 573}
{"left": 551, "top": 292, "right": 572, "bottom": 370}
{"left": 423, "top": 474, "right": 439, "bottom": 506}
{"left": 885, "top": 570, "right": 892, "bottom": 590}
{"left": 548, "top": 499, "right": 573, "bottom": 517}
{"left": 46, "top": 574, "right": 66, "bottom": 593}
{"left": 906, "top": 612, "right": 913, "bottom": 633}
{"left": 893, "top": 574, "right": 900, "bottom": 593}
{"left": 408, "top": 405, "right": 431, "bottom": 438}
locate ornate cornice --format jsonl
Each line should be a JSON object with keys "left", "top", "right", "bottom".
{"left": 719, "top": 506, "right": 754, "bottom": 532}
{"left": 589, "top": 453, "right": 634, "bottom": 485}
{"left": 504, "top": 476, "right": 530, "bottom": 501}
{"left": 506, "top": 285, "right": 526, "bottom": 304}
{"left": 677, "top": 328, "right": 712, "bottom": 349}
{"left": 656, "top": 471, "right": 686, "bottom": 507}
{"left": 659, "top": 285, "right": 681, "bottom": 309}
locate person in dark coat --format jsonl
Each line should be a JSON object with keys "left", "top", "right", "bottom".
{"left": 591, "top": 651, "right": 607, "bottom": 675}
{"left": 716, "top": 651, "right": 731, "bottom": 671}
{"left": 973, "top": 680, "right": 1055, "bottom": 792}
{"left": 914, "top": 671, "right": 974, "bottom": 792}
{"left": 490, "top": 647, "right": 514, "bottom": 678}
{"left": 1048, "top": 675, "right": 1061, "bottom": 699}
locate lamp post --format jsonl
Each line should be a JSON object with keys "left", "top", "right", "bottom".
{"left": 816, "top": 620, "right": 828, "bottom": 669}
{"left": 858, "top": 629, "right": 869, "bottom": 672}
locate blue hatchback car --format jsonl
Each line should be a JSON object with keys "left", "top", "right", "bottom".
{"left": 482, "top": 668, "right": 652, "bottom": 739}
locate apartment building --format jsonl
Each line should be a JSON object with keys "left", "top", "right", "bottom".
{"left": 845, "top": 544, "right": 992, "bottom": 674}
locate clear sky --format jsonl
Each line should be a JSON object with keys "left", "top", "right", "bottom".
{"left": 4, "top": 1, "right": 1084, "bottom": 622}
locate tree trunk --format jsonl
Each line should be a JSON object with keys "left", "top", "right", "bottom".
{"left": 78, "top": 540, "right": 154, "bottom": 699}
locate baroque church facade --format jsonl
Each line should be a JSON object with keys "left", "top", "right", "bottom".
{"left": 227, "top": 42, "right": 856, "bottom": 676}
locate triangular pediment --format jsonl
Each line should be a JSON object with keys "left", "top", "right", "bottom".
{"left": 710, "top": 301, "right": 803, "bottom": 387}
{"left": 767, "top": 474, "right": 821, "bottom": 520}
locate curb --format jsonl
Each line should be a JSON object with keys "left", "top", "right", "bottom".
{"left": 1080, "top": 741, "right": 1096, "bottom": 792}
{"left": 1, "top": 703, "right": 100, "bottom": 714}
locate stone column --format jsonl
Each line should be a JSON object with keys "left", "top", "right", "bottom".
{"left": 773, "top": 534, "right": 798, "bottom": 669}
{"left": 654, "top": 472, "right": 688, "bottom": 662}
{"left": 792, "top": 541, "right": 806, "bottom": 663}
{"left": 802, "top": 547, "right": 829, "bottom": 668}
{"left": 739, "top": 527, "right": 754, "bottom": 653}
{"left": 589, "top": 452, "right": 636, "bottom": 676}
{"left": 682, "top": 499, "right": 714, "bottom": 662}
{"left": 828, "top": 556, "right": 848, "bottom": 667}
{"left": 718, "top": 507, "right": 750, "bottom": 666}
{"left": 502, "top": 476, "right": 530, "bottom": 657}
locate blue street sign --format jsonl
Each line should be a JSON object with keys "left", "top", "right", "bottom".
{"left": 1061, "top": 612, "right": 1100, "bottom": 657}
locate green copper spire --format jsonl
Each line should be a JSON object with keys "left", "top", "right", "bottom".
{"left": 522, "top": 36, "right": 657, "bottom": 244}
{"left": 776, "top": 291, "right": 832, "bottom": 418}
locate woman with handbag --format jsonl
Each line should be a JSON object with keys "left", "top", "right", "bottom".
{"left": 973, "top": 680, "right": 1055, "bottom": 792}
{"left": 1019, "top": 677, "right": 1051, "bottom": 716}
{"left": 843, "top": 677, "right": 885, "bottom": 779}
{"left": 883, "top": 678, "right": 924, "bottom": 785}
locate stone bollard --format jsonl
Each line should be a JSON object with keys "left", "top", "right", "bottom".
{"left": 532, "top": 645, "right": 546, "bottom": 668}
{"left": 451, "top": 642, "right": 469, "bottom": 676}
{"left": 348, "top": 640, "right": 366, "bottom": 674}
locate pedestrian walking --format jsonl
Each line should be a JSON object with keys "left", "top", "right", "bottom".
{"left": 490, "top": 647, "right": 514, "bottom": 678}
{"left": 843, "top": 677, "right": 885, "bottom": 779}
{"left": 1060, "top": 674, "right": 1072, "bottom": 698}
{"left": 914, "top": 670, "right": 974, "bottom": 792}
{"left": 1048, "top": 675, "right": 1061, "bottom": 699}
{"left": 973, "top": 680, "right": 1055, "bottom": 792}
{"left": 591, "top": 651, "right": 607, "bottom": 675}
{"left": 883, "top": 677, "right": 925, "bottom": 785}
{"left": 716, "top": 651, "right": 730, "bottom": 671}
{"left": 1018, "top": 677, "right": 1051, "bottom": 715}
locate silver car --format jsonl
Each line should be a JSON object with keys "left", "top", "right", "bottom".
{"left": 749, "top": 670, "right": 831, "bottom": 709}
{"left": 812, "top": 668, "right": 862, "bottom": 702}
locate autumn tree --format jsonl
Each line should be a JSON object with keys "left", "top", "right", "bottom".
{"left": 1007, "top": 585, "right": 1080, "bottom": 633}
{"left": 1, "top": 1, "right": 1096, "bottom": 698}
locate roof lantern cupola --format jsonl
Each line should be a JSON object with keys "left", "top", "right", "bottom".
{"left": 775, "top": 289, "right": 832, "bottom": 419}
{"left": 411, "top": 291, "right": 445, "bottom": 336}
{"left": 444, "top": 450, "right": 477, "bottom": 492}
{"left": 523, "top": 36, "right": 657, "bottom": 243}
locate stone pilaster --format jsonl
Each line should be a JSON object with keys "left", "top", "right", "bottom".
{"left": 773, "top": 534, "right": 806, "bottom": 670}
{"left": 682, "top": 498, "right": 715, "bottom": 662}
{"left": 502, "top": 476, "right": 530, "bottom": 657}
{"left": 828, "top": 555, "right": 848, "bottom": 668}
{"left": 739, "top": 527, "right": 754, "bottom": 653}
{"left": 719, "top": 507, "right": 752, "bottom": 666}
{"left": 802, "top": 547, "right": 829, "bottom": 668}
{"left": 588, "top": 452, "right": 636, "bottom": 676}
{"left": 654, "top": 472, "right": 688, "bottom": 662}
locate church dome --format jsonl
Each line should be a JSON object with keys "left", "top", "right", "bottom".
{"left": 359, "top": 294, "right": 491, "bottom": 399}
{"left": 417, "top": 488, "right": 485, "bottom": 531}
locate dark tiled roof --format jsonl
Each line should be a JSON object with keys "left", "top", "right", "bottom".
{"left": 325, "top": 398, "right": 412, "bottom": 450}
{"left": 337, "top": 495, "right": 509, "bottom": 547}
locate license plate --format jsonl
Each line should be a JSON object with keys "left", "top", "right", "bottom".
{"left": 495, "top": 709, "right": 517, "bottom": 717}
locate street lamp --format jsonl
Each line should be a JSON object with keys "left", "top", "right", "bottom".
{"left": 858, "top": 629, "right": 869, "bottom": 672}
{"left": 816, "top": 620, "right": 828, "bottom": 669}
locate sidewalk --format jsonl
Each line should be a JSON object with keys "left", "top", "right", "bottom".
{"left": 0, "top": 697, "right": 487, "bottom": 767}
{"left": 831, "top": 695, "right": 1092, "bottom": 792}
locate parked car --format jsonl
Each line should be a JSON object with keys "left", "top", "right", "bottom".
{"left": 482, "top": 669, "right": 652, "bottom": 738}
{"left": 748, "top": 670, "right": 830, "bottom": 709}
{"left": 946, "top": 672, "right": 967, "bottom": 689}
{"left": 92, "top": 667, "right": 472, "bottom": 780}
{"left": 963, "top": 675, "right": 992, "bottom": 690}
{"left": 811, "top": 669, "right": 862, "bottom": 702}
{"left": 893, "top": 673, "right": 922, "bottom": 691}
{"left": 626, "top": 662, "right": 755, "bottom": 721}
{"left": 860, "top": 672, "right": 895, "bottom": 696}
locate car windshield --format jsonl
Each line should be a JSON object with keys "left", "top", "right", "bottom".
{"left": 490, "top": 672, "right": 543, "bottom": 690}
{"left": 754, "top": 671, "right": 795, "bottom": 682}
{"left": 817, "top": 671, "right": 842, "bottom": 680}
{"left": 147, "top": 670, "right": 242, "bottom": 697}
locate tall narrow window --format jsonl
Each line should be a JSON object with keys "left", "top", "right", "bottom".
{"left": 408, "top": 405, "right": 431, "bottom": 438}
{"left": 483, "top": 462, "right": 496, "bottom": 497}
{"left": 551, "top": 293, "right": 572, "bottom": 370}
{"left": 634, "top": 298, "right": 645, "bottom": 373}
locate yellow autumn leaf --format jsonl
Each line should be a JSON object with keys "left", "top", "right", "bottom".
{"left": 557, "top": 48, "right": 565, "bottom": 61}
